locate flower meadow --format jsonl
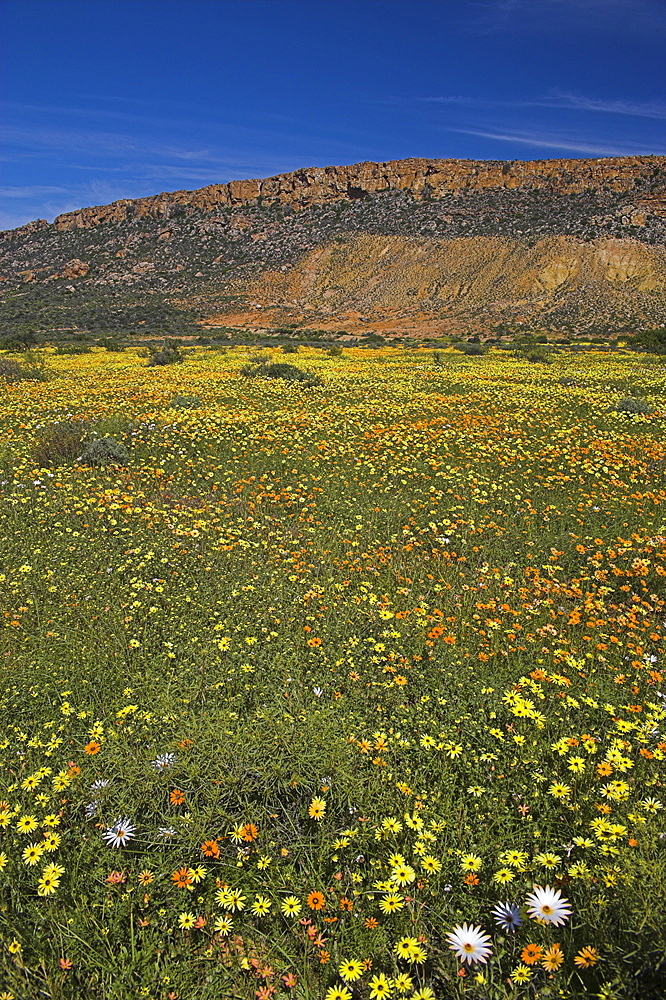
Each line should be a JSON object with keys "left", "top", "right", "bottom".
{"left": 0, "top": 345, "right": 665, "bottom": 1000}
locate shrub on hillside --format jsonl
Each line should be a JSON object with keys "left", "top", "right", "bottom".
{"left": 55, "top": 343, "right": 92, "bottom": 355}
{"left": 169, "top": 394, "right": 202, "bottom": 409}
{"left": 147, "top": 341, "right": 183, "bottom": 366}
{"left": 78, "top": 437, "right": 129, "bottom": 466}
{"left": 462, "top": 343, "right": 486, "bottom": 356}
{"left": 31, "top": 421, "right": 130, "bottom": 467}
{"left": 281, "top": 343, "right": 299, "bottom": 353}
{"left": 0, "top": 330, "right": 37, "bottom": 352}
{"left": 31, "top": 421, "right": 89, "bottom": 467}
{"left": 0, "top": 356, "right": 48, "bottom": 382}
{"left": 614, "top": 396, "right": 654, "bottom": 415}
{"left": 514, "top": 345, "right": 552, "bottom": 363}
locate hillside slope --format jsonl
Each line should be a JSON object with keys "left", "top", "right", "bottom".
{"left": 2, "top": 156, "right": 665, "bottom": 336}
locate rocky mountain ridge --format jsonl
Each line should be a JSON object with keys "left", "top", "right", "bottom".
{"left": 2, "top": 156, "right": 665, "bottom": 337}
{"left": 3, "top": 155, "right": 664, "bottom": 237}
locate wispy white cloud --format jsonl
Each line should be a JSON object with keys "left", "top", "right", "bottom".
{"left": 534, "top": 91, "right": 666, "bottom": 119}
{"left": 0, "top": 185, "right": 69, "bottom": 199}
{"left": 414, "top": 92, "right": 666, "bottom": 120}
{"left": 458, "top": 0, "right": 664, "bottom": 36}
{"left": 451, "top": 127, "right": 664, "bottom": 156}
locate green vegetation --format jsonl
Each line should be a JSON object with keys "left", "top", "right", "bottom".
{"left": 0, "top": 345, "right": 664, "bottom": 1000}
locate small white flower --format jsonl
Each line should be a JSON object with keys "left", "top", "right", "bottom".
{"left": 525, "top": 885, "right": 571, "bottom": 926}
{"left": 151, "top": 753, "right": 176, "bottom": 770}
{"left": 446, "top": 923, "right": 493, "bottom": 964}
{"left": 102, "top": 817, "right": 136, "bottom": 848}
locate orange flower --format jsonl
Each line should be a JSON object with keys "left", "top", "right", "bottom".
{"left": 241, "top": 822, "right": 259, "bottom": 842}
{"left": 339, "top": 897, "right": 353, "bottom": 911}
{"left": 521, "top": 943, "right": 544, "bottom": 965}
{"left": 574, "top": 947, "right": 599, "bottom": 968}
{"left": 84, "top": 741, "right": 101, "bottom": 755}
{"left": 201, "top": 840, "right": 220, "bottom": 858}
{"left": 307, "top": 637, "right": 322, "bottom": 647}
{"left": 463, "top": 873, "right": 479, "bottom": 886}
{"left": 171, "top": 867, "right": 193, "bottom": 889}
{"left": 541, "top": 944, "right": 564, "bottom": 972}
{"left": 169, "top": 789, "right": 186, "bottom": 805}
{"left": 307, "top": 890, "right": 326, "bottom": 910}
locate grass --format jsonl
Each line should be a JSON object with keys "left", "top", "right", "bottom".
{"left": 0, "top": 345, "right": 665, "bottom": 1000}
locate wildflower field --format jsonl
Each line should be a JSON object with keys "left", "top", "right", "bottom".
{"left": 0, "top": 345, "right": 665, "bottom": 1000}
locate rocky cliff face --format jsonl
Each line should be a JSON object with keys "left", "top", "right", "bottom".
{"left": 43, "top": 155, "right": 666, "bottom": 231}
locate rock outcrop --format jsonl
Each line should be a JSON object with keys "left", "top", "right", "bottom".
{"left": 46, "top": 156, "right": 665, "bottom": 231}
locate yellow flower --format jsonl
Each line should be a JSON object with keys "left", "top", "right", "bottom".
{"left": 379, "top": 892, "right": 404, "bottom": 914}
{"left": 391, "top": 862, "right": 416, "bottom": 885}
{"left": 22, "top": 843, "right": 45, "bottom": 866}
{"left": 37, "top": 873, "right": 60, "bottom": 896}
{"left": 251, "top": 895, "right": 272, "bottom": 916}
{"left": 368, "top": 973, "right": 392, "bottom": 999}
{"left": 281, "top": 895, "right": 302, "bottom": 918}
{"left": 460, "top": 854, "right": 482, "bottom": 871}
{"left": 324, "top": 988, "right": 352, "bottom": 1000}
{"left": 16, "top": 815, "right": 38, "bottom": 834}
{"left": 511, "top": 964, "right": 532, "bottom": 983}
{"left": 339, "top": 958, "right": 364, "bottom": 982}
{"left": 308, "top": 797, "right": 326, "bottom": 820}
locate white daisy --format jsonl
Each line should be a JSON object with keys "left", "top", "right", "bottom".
{"left": 102, "top": 817, "right": 136, "bottom": 848}
{"left": 525, "top": 885, "right": 571, "bottom": 926}
{"left": 446, "top": 923, "right": 493, "bottom": 964}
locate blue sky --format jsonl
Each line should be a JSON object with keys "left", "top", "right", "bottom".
{"left": 1, "top": 0, "right": 665, "bottom": 229}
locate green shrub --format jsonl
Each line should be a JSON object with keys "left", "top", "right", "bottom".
{"left": 433, "top": 350, "right": 444, "bottom": 366}
{"left": 169, "top": 394, "right": 202, "bottom": 410}
{"left": 31, "top": 421, "right": 89, "bottom": 467}
{"left": 281, "top": 343, "right": 299, "bottom": 354}
{"left": 326, "top": 345, "right": 343, "bottom": 357}
{"left": 514, "top": 345, "right": 552, "bottom": 363}
{"left": 147, "top": 346, "right": 183, "bottom": 366}
{"left": 614, "top": 396, "right": 654, "bottom": 415}
{"left": 462, "top": 343, "right": 486, "bottom": 356}
{"left": 0, "top": 356, "right": 48, "bottom": 382}
{"left": 99, "top": 337, "right": 125, "bottom": 352}
{"left": 0, "top": 329, "right": 37, "bottom": 351}
{"left": 78, "top": 437, "right": 129, "bottom": 466}
{"left": 55, "top": 343, "right": 92, "bottom": 355}
{"left": 240, "top": 362, "right": 322, "bottom": 386}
